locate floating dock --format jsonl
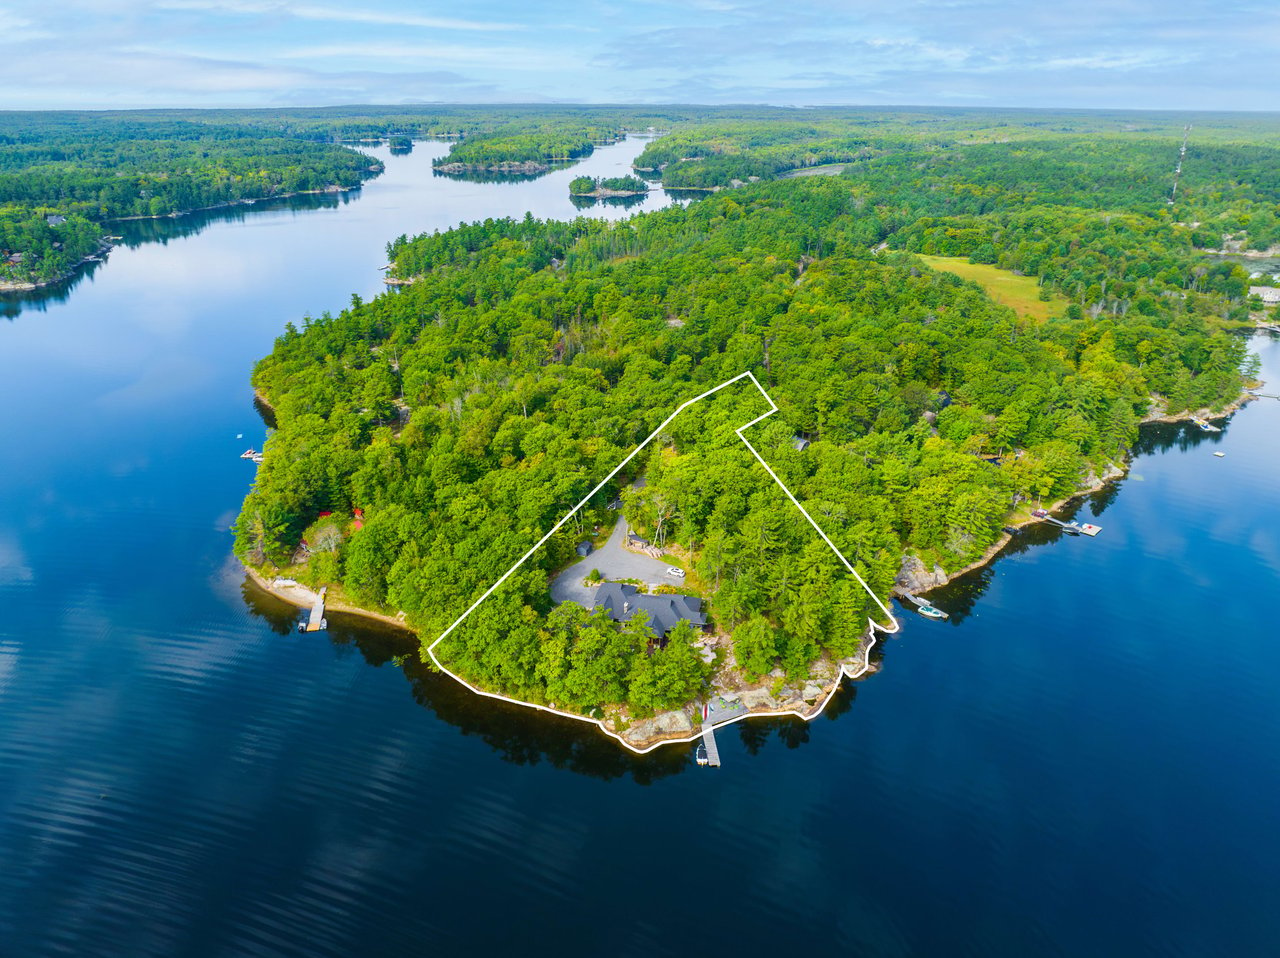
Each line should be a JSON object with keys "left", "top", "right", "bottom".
{"left": 305, "top": 586, "right": 328, "bottom": 632}
{"left": 1032, "top": 510, "right": 1100, "bottom": 536}
{"left": 700, "top": 722, "right": 721, "bottom": 767}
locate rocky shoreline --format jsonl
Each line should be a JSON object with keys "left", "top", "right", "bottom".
{"left": 3, "top": 179, "right": 376, "bottom": 294}
{"left": 570, "top": 187, "right": 649, "bottom": 198}
{"left": 435, "top": 160, "right": 551, "bottom": 175}
{"left": 1202, "top": 244, "right": 1280, "bottom": 259}
{"left": 241, "top": 388, "right": 1256, "bottom": 753}
{"left": 244, "top": 567, "right": 413, "bottom": 633}
{"left": 111, "top": 178, "right": 373, "bottom": 223}
{"left": 894, "top": 392, "right": 1256, "bottom": 596}
{"left": 0, "top": 239, "right": 115, "bottom": 293}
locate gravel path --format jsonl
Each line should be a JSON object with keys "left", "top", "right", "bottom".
{"left": 549, "top": 515, "right": 679, "bottom": 606}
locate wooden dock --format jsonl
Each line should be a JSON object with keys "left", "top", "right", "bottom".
{"left": 305, "top": 586, "right": 328, "bottom": 632}
{"left": 701, "top": 722, "right": 722, "bottom": 767}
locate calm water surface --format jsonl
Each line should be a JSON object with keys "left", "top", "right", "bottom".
{"left": 2, "top": 137, "right": 1279, "bottom": 957}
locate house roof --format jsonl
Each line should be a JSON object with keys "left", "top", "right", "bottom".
{"left": 592, "top": 582, "right": 705, "bottom": 638}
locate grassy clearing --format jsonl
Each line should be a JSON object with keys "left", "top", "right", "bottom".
{"left": 916, "top": 254, "right": 1067, "bottom": 322}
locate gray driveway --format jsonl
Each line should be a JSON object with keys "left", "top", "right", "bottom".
{"left": 549, "top": 516, "right": 679, "bottom": 606}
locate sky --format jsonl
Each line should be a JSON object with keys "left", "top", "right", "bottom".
{"left": 1, "top": 0, "right": 1277, "bottom": 111}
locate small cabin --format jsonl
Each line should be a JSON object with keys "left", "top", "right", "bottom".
{"left": 575, "top": 541, "right": 593, "bottom": 558}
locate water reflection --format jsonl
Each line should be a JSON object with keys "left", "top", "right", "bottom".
{"left": 914, "top": 413, "right": 1239, "bottom": 624}
{"left": 238, "top": 570, "right": 852, "bottom": 780}
{"left": 568, "top": 193, "right": 649, "bottom": 212}
{"left": 115, "top": 190, "right": 360, "bottom": 248}
{"left": 664, "top": 188, "right": 717, "bottom": 205}
{"left": 0, "top": 258, "right": 107, "bottom": 318}
{"left": 239, "top": 575, "right": 684, "bottom": 782}
{"left": 1132, "top": 416, "right": 1234, "bottom": 456}
{"left": 432, "top": 163, "right": 574, "bottom": 184}
{"left": 1, "top": 190, "right": 363, "bottom": 318}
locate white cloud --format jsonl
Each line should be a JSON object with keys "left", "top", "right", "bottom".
{"left": 155, "top": 0, "right": 522, "bottom": 31}
{"left": 0, "top": 7, "right": 52, "bottom": 42}
{"left": 272, "top": 41, "right": 562, "bottom": 70}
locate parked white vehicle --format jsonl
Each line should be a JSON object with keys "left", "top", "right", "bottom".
{"left": 666, "top": 567, "right": 685, "bottom": 578}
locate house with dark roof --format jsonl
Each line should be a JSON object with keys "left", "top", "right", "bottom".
{"left": 591, "top": 582, "right": 706, "bottom": 639}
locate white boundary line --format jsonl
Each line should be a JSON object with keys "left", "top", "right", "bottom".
{"left": 423, "top": 371, "right": 900, "bottom": 755}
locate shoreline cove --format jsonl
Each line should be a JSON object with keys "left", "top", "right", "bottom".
{"left": 242, "top": 563, "right": 886, "bottom": 754}
{"left": 0, "top": 239, "right": 114, "bottom": 292}
{"left": 2, "top": 181, "right": 374, "bottom": 294}
{"left": 240, "top": 388, "right": 1256, "bottom": 753}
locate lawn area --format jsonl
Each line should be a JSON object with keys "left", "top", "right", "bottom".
{"left": 916, "top": 254, "right": 1067, "bottom": 322}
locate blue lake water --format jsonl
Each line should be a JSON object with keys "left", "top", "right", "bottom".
{"left": 2, "top": 136, "right": 1279, "bottom": 957}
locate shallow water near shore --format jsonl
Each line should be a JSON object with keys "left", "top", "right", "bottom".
{"left": 2, "top": 137, "right": 1280, "bottom": 956}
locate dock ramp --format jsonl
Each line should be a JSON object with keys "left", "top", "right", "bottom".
{"left": 700, "top": 722, "right": 722, "bottom": 767}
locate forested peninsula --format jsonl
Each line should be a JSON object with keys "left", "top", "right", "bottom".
{"left": 235, "top": 110, "right": 1274, "bottom": 747}
{"left": 11, "top": 104, "right": 1280, "bottom": 295}
{"left": 0, "top": 113, "right": 381, "bottom": 289}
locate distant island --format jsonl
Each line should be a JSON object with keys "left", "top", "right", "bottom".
{"left": 568, "top": 175, "right": 649, "bottom": 197}
{"left": 15, "top": 104, "right": 1258, "bottom": 750}
{"left": 236, "top": 106, "right": 1268, "bottom": 750}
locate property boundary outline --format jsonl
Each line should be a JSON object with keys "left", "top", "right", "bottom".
{"left": 423, "top": 370, "right": 901, "bottom": 755}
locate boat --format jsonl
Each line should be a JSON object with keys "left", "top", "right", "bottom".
{"left": 900, "top": 591, "right": 951, "bottom": 619}
{"left": 239, "top": 448, "right": 257, "bottom": 459}
{"left": 250, "top": 453, "right": 264, "bottom": 464}
{"left": 695, "top": 743, "right": 709, "bottom": 766}
{"left": 1214, "top": 451, "right": 1226, "bottom": 457}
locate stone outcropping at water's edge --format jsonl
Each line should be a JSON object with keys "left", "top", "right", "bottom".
{"left": 242, "top": 385, "right": 1257, "bottom": 752}
{"left": 0, "top": 240, "right": 114, "bottom": 292}
{"left": 897, "top": 392, "right": 1256, "bottom": 599}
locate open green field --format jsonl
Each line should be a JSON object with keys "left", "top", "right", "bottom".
{"left": 916, "top": 254, "right": 1067, "bottom": 321}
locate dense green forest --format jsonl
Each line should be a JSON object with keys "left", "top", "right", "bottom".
{"left": 0, "top": 111, "right": 382, "bottom": 285}
{"left": 434, "top": 124, "right": 621, "bottom": 169}
{"left": 5, "top": 103, "right": 1267, "bottom": 715}
{"left": 0, "top": 207, "right": 102, "bottom": 286}
{"left": 6, "top": 105, "right": 1279, "bottom": 287}
{"left": 632, "top": 116, "right": 1280, "bottom": 256}
{"left": 236, "top": 121, "right": 1261, "bottom": 717}
{"left": 569, "top": 175, "right": 649, "bottom": 196}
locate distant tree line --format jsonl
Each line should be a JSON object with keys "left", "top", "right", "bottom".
{"left": 235, "top": 146, "right": 1255, "bottom": 715}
